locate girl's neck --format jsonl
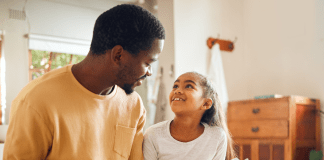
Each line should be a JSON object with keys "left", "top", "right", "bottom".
{"left": 170, "top": 117, "right": 205, "bottom": 142}
{"left": 172, "top": 117, "right": 202, "bottom": 130}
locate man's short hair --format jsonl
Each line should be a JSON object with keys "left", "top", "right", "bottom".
{"left": 90, "top": 4, "right": 165, "bottom": 56}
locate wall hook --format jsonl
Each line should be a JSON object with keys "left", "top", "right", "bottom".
{"left": 233, "top": 37, "right": 237, "bottom": 43}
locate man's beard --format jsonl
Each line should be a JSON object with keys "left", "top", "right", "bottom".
{"left": 116, "top": 69, "right": 135, "bottom": 95}
{"left": 117, "top": 69, "right": 146, "bottom": 95}
{"left": 121, "top": 83, "right": 134, "bottom": 95}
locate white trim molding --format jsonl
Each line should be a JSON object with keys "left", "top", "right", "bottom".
{"left": 27, "top": 34, "right": 91, "bottom": 56}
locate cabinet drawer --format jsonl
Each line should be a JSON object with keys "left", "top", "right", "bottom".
{"left": 228, "top": 120, "right": 288, "bottom": 138}
{"left": 227, "top": 98, "right": 289, "bottom": 121}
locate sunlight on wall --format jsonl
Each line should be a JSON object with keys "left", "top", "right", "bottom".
{"left": 1, "top": 55, "right": 6, "bottom": 124}
{"left": 0, "top": 31, "right": 6, "bottom": 124}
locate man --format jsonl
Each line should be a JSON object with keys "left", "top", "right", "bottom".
{"left": 4, "top": 4, "right": 165, "bottom": 160}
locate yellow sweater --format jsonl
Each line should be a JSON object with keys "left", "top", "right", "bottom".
{"left": 4, "top": 65, "right": 146, "bottom": 160}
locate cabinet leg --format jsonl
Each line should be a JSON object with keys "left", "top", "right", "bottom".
{"left": 252, "top": 140, "right": 259, "bottom": 160}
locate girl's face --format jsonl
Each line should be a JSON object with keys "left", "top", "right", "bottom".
{"left": 169, "top": 73, "right": 210, "bottom": 115}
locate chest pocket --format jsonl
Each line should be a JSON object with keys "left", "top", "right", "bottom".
{"left": 114, "top": 125, "right": 136, "bottom": 159}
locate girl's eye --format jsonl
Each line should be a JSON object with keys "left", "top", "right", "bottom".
{"left": 173, "top": 85, "right": 178, "bottom": 89}
{"left": 186, "top": 84, "right": 193, "bottom": 88}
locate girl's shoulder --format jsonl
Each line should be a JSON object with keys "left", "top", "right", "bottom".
{"left": 144, "top": 120, "right": 170, "bottom": 138}
{"left": 204, "top": 124, "right": 227, "bottom": 139}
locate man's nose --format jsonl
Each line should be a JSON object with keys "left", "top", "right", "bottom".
{"left": 146, "top": 65, "right": 152, "bottom": 76}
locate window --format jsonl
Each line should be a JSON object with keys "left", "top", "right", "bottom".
{"left": 28, "top": 50, "right": 86, "bottom": 81}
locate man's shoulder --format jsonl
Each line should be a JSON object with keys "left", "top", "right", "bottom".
{"left": 115, "top": 86, "right": 140, "bottom": 98}
{"left": 113, "top": 86, "right": 146, "bottom": 116}
{"left": 114, "top": 86, "right": 143, "bottom": 105}
{"left": 14, "top": 66, "right": 72, "bottom": 102}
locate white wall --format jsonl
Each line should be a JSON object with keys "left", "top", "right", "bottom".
{"left": 174, "top": 0, "right": 246, "bottom": 101}
{"left": 243, "top": 0, "right": 324, "bottom": 150}
{"left": 157, "top": 0, "right": 246, "bottom": 121}
{"left": 243, "top": 0, "right": 322, "bottom": 98}
{"left": 0, "top": 0, "right": 30, "bottom": 125}
{"left": 156, "top": 0, "right": 176, "bottom": 121}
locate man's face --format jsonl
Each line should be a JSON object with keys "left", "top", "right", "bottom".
{"left": 117, "top": 39, "right": 164, "bottom": 94}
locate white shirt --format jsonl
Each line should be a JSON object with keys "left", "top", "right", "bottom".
{"left": 143, "top": 120, "right": 227, "bottom": 160}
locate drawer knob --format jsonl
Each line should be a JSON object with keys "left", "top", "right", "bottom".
{"left": 252, "top": 108, "right": 260, "bottom": 114}
{"left": 252, "top": 127, "right": 259, "bottom": 132}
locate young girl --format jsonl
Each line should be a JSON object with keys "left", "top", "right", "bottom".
{"left": 143, "top": 72, "right": 235, "bottom": 160}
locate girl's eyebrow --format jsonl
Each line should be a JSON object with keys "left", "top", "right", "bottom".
{"left": 185, "top": 80, "right": 197, "bottom": 85}
{"left": 174, "top": 79, "right": 197, "bottom": 85}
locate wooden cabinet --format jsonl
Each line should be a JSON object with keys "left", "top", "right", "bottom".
{"left": 228, "top": 96, "right": 321, "bottom": 160}
{"left": 233, "top": 139, "right": 288, "bottom": 160}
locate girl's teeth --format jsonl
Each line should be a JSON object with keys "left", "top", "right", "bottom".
{"left": 174, "top": 98, "right": 184, "bottom": 101}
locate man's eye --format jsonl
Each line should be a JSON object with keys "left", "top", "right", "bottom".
{"left": 173, "top": 85, "right": 178, "bottom": 89}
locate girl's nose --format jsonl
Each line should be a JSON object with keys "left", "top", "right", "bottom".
{"left": 174, "top": 88, "right": 182, "bottom": 94}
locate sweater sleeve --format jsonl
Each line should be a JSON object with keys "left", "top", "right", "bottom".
{"left": 3, "top": 99, "right": 53, "bottom": 160}
{"left": 143, "top": 127, "right": 158, "bottom": 160}
{"left": 128, "top": 108, "right": 146, "bottom": 160}
{"left": 213, "top": 130, "right": 227, "bottom": 160}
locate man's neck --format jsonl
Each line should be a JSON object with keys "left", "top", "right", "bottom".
{"left": 71, "top": 55, "right": 115, "bottom": 95}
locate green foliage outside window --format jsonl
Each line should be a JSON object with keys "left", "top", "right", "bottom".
{"left": 30, "top": 50, "right": 86, "bottom": 80}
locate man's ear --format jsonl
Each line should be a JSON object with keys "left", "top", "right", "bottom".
{"left": 110, "top": 45, "right": 124, "bottom": 65}
{"left": 201, "top": 98, "right": 213, "bottom": 110}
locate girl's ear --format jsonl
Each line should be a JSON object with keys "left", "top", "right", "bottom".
{"left": 202, "top": 98, "right": 213, "bottom": 110}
